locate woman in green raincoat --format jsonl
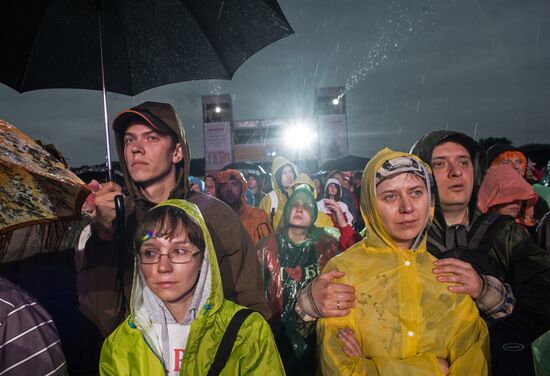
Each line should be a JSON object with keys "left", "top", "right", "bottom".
{"left": 256, "top": 184, "right": 341, "bottom": 375}
{"left": 99, "top": 199, "right": 284, "bottom": 375}
{"left": 317, "top": 149, "right": 489, "bottom": 375}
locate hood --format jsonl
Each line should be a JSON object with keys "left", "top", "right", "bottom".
{"left": 324, "top": 178, "right": 342, "bottom": 201}
{"left": 129, "top": 199, "right": 223, "bottom": 362}
{"left": 270, "top": 156, "right": 298, "bottom": 198}
{"left": 361, "top": 148, "right": 433, "bottom": 251}
{"left": 279, "top": 184, "right": 318, "bottom": 235}
{"left": 478, "top": 164, "right": 537, "bottom": 226}
{"left": 113, "top": 101, "right": 190, "bottom": 203}
{"left": 289, "top": 173, "right": 318, "bottom": 199}
{"left": 216, "top": 169, "right": 248, "bottom": 204}
{"left": 410, "top": 130, "right": 486, "bottom": 224}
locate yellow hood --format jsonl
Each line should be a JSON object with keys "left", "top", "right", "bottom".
{"left": 360, "top": 148, "right": 433, "bottom": 251}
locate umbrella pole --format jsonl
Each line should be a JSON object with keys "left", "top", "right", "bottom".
{"left": 97, "top": 5, "right": 114, "bottom": 182}
{"left": 97, "top": 3, "right": 125, "bottom": 236}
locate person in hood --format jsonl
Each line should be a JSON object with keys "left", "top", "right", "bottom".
{"left": 411, "top": 131, "right": 550, "bottom": 376}
{"left": 216, "top": 169, "right": 273, "bottom": 244}
{"left": 317, "top": 149, "right": 489, "bottom": 375}
{"left": 478, "top": 164, "right": 538, "bottom": 235}
{"left": 100, "top": 200, "right": 283, "bottom": 375}
{"left": 316, "top": 178, "right": 361, "bottom": 250}
{"left": 78, "top": 101, "right": 269, "bottom": 341}
{"left": 317, "top": 178, "right": 354, "bottom": 226}
{"left": 487, "top": 143, "right": 550, "bottom": 223}
{"left": 256, "top": 184, "right": 341, "bottom": 375}
{"left": 259, "top": 156, "right": 298, "bottom": 228}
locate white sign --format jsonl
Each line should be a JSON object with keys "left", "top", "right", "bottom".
{"left": 318, "top": 114, "right": 348, "bottom": 164}
{"left": 204, "top": 122, "right": 232, "bottom": 173}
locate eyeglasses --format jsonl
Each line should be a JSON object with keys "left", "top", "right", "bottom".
{"left": 137, "top": 249, "right": 202, "bottom": 264}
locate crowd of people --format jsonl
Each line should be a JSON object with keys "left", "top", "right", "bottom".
{"left": 1, "top": 101, "right": 550, "bottom": 375}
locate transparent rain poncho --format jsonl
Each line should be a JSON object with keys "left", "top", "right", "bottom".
{"left": 257, "top": 185, "right": 340, "bottom": 374}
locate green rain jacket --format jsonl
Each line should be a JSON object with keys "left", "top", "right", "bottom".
{"left": 100, "top": 200, "right": 284, "bottom": 375}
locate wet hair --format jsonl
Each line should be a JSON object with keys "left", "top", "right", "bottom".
{"left": 134, "top": 205, "right": 205, "bottom": 254}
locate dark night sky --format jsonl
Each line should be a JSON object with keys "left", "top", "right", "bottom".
{"left": 1, "top": 0, "right": 549, "bottom": 167}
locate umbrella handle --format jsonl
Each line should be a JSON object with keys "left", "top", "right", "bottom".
{"left": 114, "top": 195, "right": 125, "bottom": 237}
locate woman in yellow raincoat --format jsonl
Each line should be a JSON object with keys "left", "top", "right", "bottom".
{"left": 317, "top": 148, "right": 489, "bottom": 375}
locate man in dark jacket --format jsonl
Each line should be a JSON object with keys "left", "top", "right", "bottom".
{"left": 78, "top": 101, "right": 269, "bottom": 339}
{"left": 411, "top": 131, "right": 550, "bottom": 376}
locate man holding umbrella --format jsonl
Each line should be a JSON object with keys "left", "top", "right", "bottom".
{"left": 78, "top": 101, "right": 269, "bottom": 339}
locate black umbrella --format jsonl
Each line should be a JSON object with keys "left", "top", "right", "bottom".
{"left": 0, "top": 0, "right": 293, "bottom": 174}
{"left": 520, "top": 143, "right": 550, "bottom": 168}
{"left": 1, "top": 0, "right": 292, "bottom": 232}
{"left": 319, "top": 155, "right": 370, "bottom": 172}
{"left": 221, "top": 161, "right": 267, "bottom": 177}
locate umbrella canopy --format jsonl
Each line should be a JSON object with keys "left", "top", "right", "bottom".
{"left": 221, "top": 161, "right": 267, "bottom": 177}
{"left": 0, "top": 119, "right": 91, "bottom": 234}
{"left": 0, "top": 0, "right": 294, "bottom": 95}
{"left": 520, "top": 143, "right": 550, "bottom": 168}
{"left": 319, "top": 155, "right": 370, "bottom": 172}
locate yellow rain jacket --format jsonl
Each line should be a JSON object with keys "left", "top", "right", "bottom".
{"left": 260, "top": 156, "right": 298, "bottom": 228}
{"left": 317, "top": 148, "right": 489, "bottom": 375}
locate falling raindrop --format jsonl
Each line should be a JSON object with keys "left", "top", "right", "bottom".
{"left": 536, "top": 24, "right": 541, "bottom": 44}
{"left": 314, "top": 60, "right": 320, "bottom": 79}
{"left": 216, "top": 1, "right": 224, "bottom": 21}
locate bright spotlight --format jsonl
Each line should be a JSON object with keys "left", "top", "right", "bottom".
{"left": 332, "top": 98, "right": 340, "bottom": 106}
{"left": 284, "top": 125, "right": 317, "bottom": 150}
{"left": 214, "top": 106, "right": 222, "bottom": 113}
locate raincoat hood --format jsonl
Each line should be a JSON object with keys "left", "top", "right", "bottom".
{"left": 361, "top": 148, "right": 433, "bottom": 251}
{"left": 279, "top": 184, "right": 318, "bottom": 235}
{"left": 216, "top": 169, "right": 248, "bottom": 205}
{"left": 270, "top": 156, "right": 298, "bottom": 197}
{"left": 324, "top": 178, "right": 342, "bottom": 201}
{"left": 113, "top": 101, "right": 191, "bottom": 203}
{"left": 410, "top": 130, "right": 486, "bottom": 224}
{"left": 129, "top": 199, "right": 223, "bottom": 366}
{"left": 478, "top": 164, "right": 538, "bottom": 226}
{"left": 290, "top": 173, "right": 318, "bottom": 199}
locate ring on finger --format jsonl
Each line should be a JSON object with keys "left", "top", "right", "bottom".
{"left": 336, "top": 301, "right": 341, "bottom": 310}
